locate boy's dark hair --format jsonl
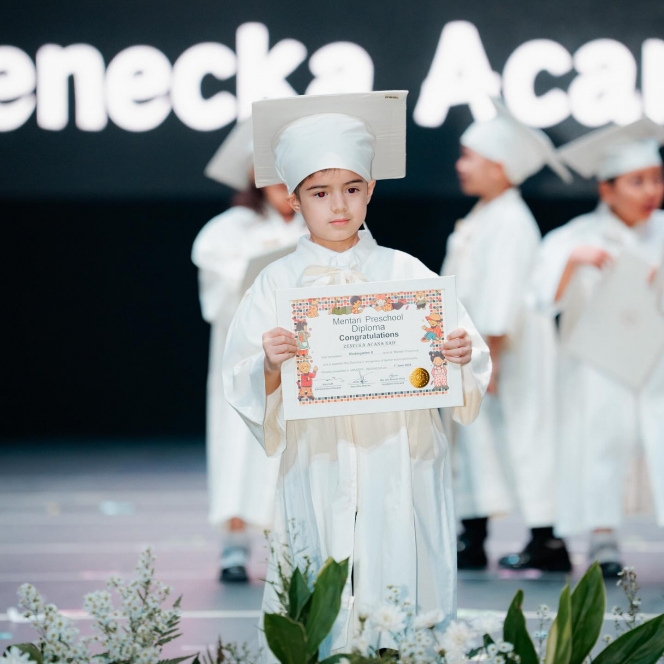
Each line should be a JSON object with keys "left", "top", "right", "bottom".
{"left": 294, "top": 320, "right": 308, "bottom": 331}
{"left": 350, "top": 296, "right": 362, "bottom": 305}
{"left": 232, "top": 181, "right": 267, "bottom": 214}
{"left": 429, "top": 350, "right": 445, "bottom": 362}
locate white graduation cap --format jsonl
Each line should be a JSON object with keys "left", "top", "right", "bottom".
{"left": 204, "top": 119, "right": 254, "bottom": 191}
{"left": 557, "top": 117, "right": 664, "bottom": 181}
{"left": 461, "top": 98, "right": 572, "bottom": 185}
{"left": 252, "top": 91, "right": 408, "bottom": 193}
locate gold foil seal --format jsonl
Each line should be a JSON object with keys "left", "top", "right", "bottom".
{"left": 409, "top": 367, "right": 430, "bottom": 389}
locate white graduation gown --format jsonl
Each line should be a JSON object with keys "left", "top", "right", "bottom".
{"left": 223, "top": 232, "right": 491, "bottom": 660}
{"left": 531, "top": 203, "right": 664, "bottom": 536}
{"left": 192, "top": 205, "right": 307, "bottom": 529}
{"left": 442, "top": 188, "right": 558, "bottom": 526}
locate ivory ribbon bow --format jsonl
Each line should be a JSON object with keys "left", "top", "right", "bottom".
{"left": 297, "top": 264, "right": 369, "bottom": 287}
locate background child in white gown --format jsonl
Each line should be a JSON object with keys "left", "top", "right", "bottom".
{"left": 442, "top": 100, "right": 572, "bottom": 572}
{"left": 532, "top": 118, "right": 664, "bottom": 577}
{"left": 192, "top": 120, "right": 306, "bottom": 582}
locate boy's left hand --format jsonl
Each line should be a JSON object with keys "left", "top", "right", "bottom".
{"left": 443, "top": 328, "right": 472, "bottom": 365}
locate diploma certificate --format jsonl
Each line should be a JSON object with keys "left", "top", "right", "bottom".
{"left": 564, "top": 251, "right": 664, "bottom": 390}
{"left": 276, "top": 277, "right": 463, "bottom": 420}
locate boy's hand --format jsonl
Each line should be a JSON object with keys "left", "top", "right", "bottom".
{"left": 443, "top": 328, "right": 472, "bottom": 366}
{"left": 263, "top": 327, "right": 297, "bottom": 373}
{"left": 648, "top": 265, "right": 660, "bottom": 285}
{"left": 568, "top": 246, "right": 613, "bottom": 270}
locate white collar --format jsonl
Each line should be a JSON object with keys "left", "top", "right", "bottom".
{"left": 294, "top": 230, "right": 378, "bottom": 271}
{"left": 597, "top": 202, "right": 654, "bottom": 245}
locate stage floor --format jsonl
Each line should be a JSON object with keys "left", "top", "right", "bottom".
{"left": 1, "top": 440, "right": 663, "bottom": 658}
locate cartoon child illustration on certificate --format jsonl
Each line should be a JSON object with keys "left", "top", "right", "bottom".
{"left": 297, "top": 359, "right": 318, "bottom": 400}
{"left": 295, "top": 320, "right": 311, "bottom": 358}
{"left": 429, "top": 350, "right": 449, "bottom": 391}
{"left": 421, "top": 312, "right": 444, "bottom": 344}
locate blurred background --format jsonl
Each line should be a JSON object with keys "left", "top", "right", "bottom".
{"left": 2, "top": 0, "right": 664, "bottom": 655}
{"left": 4, "top": 0, "right": 662, "bottom": 439}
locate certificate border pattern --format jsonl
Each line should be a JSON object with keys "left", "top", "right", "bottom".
{"left": 289, "top": 288, "right": 450, "bottom": 406}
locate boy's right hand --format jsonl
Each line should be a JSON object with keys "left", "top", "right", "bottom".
{"left": 263, "top": 327, "right": 298, "bottom": 373}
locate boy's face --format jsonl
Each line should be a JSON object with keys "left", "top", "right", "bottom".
{"left": 288, "top": 169, "right": 376, "bottom": 247}
{"left": 598, "top": 165, "right": 664, "bottom": 227}
{"left": 456, "top": 146, "right": 510, "bottom": 197}
{"left": 299, "top": 361, "right": 311, "bottom": 373}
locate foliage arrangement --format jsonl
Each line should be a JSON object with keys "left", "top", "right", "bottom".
{"left": 261, "top": 559, "right": 664, "bottom": 664}
{"left": 2, "top": 550, "right": 191, "bottom": 664}
{"left": 4, "top": 550, "right": 664, "bottom": 664}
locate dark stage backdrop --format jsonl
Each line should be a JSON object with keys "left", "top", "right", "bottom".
{"left": 3, "top": 197, "right": 597, "bottom": 440}
{"left": 2, "top": 0, "right": 662, "bottom": 438}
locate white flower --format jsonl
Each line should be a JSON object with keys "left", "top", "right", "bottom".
{"left": 491, "top": 656, "right": 505, "bottom": 664}
{"left": 498, "top": 641, "right": 514, "bottom": 653}
{"left": 471, "top": 613, "right": 503, "bottom": 637}
{"left": 352, "top": 634, "right": 372, "bottom": 655}
{"left": 1, "top": 647, "right": 33, "bottom": 664}
{"left": 442, "top": 648, "right": 468, "bottom": 664}
{"left": 412, "top": 608, "right": 446, "bottom": 630}
{"left": 414, "top": 629, "right": 434, "bottom": 648}
{"left": 370, "top": 604, "right": 407, "bottom": 633}
{"left": 438, "top": 620, "right": 478, "bottom": 653}
{"left": 487, "top": 643, "right": 499, "bottom": 656}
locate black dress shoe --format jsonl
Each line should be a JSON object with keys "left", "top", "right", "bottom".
{"left": 499, "top": 538, "right": 572, "bottom": 572}
{"left": 599, "top": 561, "right": 623, "bottom": 579}
{"left": 457, "top": 534, "right": 488, "bottom": 570}
{"left": 220, "top": 565, "right": 249, "bottom": 583}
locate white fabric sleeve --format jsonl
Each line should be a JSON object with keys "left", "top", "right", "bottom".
{"left": 528, "top": 232, "right": 575, "bottom": 318}
{"left": 191, "top": 211, "right": 249, "bottom": 323}
{"left": 471, "top": 218, "right": 539, "bottom": 337}
{"left": 453, "top": 300, "right": 491, "bottom": 425}
{"left": 222, "top": 272, "right": 287, "bottom": 457}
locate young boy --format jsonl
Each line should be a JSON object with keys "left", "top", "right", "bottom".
{"left": 442, "top": 99, "right": 572, "bottom": 572}
{"left": 533, "top": 118, "right": 664, "bottom": 577}
{"left": 223, "top": 92, "right": 490, "bottom": 660}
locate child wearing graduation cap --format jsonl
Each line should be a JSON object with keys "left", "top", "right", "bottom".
{"left": 532, "top": 118, "right": 664, "bottom": 577}
{"left": 223, "top": 92, "right": 490, "bottom": 659}
{"left": 192, "top": 120, "right": 307, "bottom": 583}
{"left": 441, "top": 99, "right": 573, "bottom": 573}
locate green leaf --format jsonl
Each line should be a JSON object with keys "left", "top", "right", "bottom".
{"left": 503, "top": 590, "right": 539, "bottom": 664}
{"left": 2, "top": 645, "right": 43, "bottom": 663}
{"left": 593, "top": 615, "right": 664, "bottom": 664}
{"left": 288, "top": 567, "right": 312, "bottom": 621}
{"left": 545, "top": 584, "right": 573, "bottom": 664}
{"left": 264, "top": 613, "right": 308, "bottom": 664}
{"left": 304, "top": 558, "right": 349, "bottom": 657}
{"left": 318, "top": 656, "right": 350, "bottom": 664}
{"left": 569, "top": 561, "right": 606, "bottom": 664}
{"left": 157, "top": 632, "right": 183, "bottom": 647}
